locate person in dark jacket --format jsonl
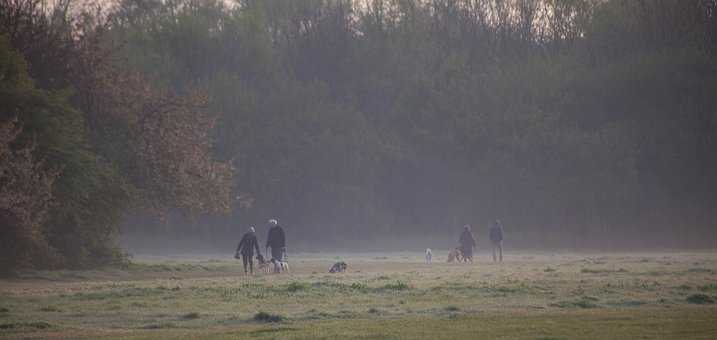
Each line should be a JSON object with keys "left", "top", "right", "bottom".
{"left": 489, "top": 219, "right": 504, "bottom": 262}
{"left": 265, "top": 219, "right": 286, "bottom": 263}
{"left": 459, "top": 224, "right": 477, "bottom": 263}
{"left": 235, "top": 226, "right": 262, "bottom": 274}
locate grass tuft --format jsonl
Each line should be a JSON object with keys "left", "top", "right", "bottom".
{"left": 286, "top": 282, "right": 308, "bottom": 292}
{"left": 698, "top": 284, "right": 717, "bottom": 292}
{"left": 0, "top": 321, "right": 54, "bottom": 330}
{"left": 141, "top": 322, "right": 176, "bottom": 329}
{"left": 607, "top": 299, "right": 647, "bottom": 307}
{"left": 551, "top": 297, "right": 599, "bottom": 309}
{"left": 581, "top": 268, "right": 628, "bottom": 274}
{"left": 686, "top": 294, "right": 715, "bottom": 305}
{"left": 39, "top": 306, "right": 62, "bottom": 312}
{"left": 181, "top": 312, "right": 201, "bottom": 320}
{"left": 687, "top": 268, "right": 712, "bottom": 273}
{"left": 253, "top": 311, "right": 284, "bottom": 323}
{"left": 381, "top": 281, "right": 410, "bottom": 290}
{"left": 350, "top": 282, "right": 368, "bottom": 291}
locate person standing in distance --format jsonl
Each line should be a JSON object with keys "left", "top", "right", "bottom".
{"left": 235, "top": 226, "right": 261, "bottom": 275}
{"left": 489, "top": 219, "right": 504, "bottom": 262}
{"left": 459, "top": 224, "right": 477, "bottom": 263}
{"left": 265, "top": 219, "right": 286, "bottom": 264}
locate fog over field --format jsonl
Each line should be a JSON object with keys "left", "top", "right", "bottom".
{"left": 1, "top": 0, "right": 717, "bottom": 338}
{"left": 3, "top": 0, "right": 717, "bottom": 270}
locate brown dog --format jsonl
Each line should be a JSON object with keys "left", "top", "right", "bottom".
{"left": 256, "top": 254, "right": 272, "bottom": 274}
{"left": 447, "top": 248, "right": 463, "bottom": 263}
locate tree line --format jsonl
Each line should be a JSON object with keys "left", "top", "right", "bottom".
{"left": 2, "top": 0, "right": 716, "bottom": 271}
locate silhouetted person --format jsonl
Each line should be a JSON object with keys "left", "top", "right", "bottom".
{"left": 459, "top": 224, "right": 476, "bottom": 263}
{"left": 235, "top": 226, "right": 261, "bottom": 274}
{"left": 489, "top": 219, "right": 504, "bottom": 262}
{"left": 265, "top": 218, "right": 286, "bottom": 263}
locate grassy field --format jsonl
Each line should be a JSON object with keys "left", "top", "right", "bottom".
{"left": 1, "top": 251, "right": 717, "bottom": 339}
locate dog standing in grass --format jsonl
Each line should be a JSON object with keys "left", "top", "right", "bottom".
{"left": 447, "top": 248, "right": 463, "bottom": 263}
{"left": 256, "top": 254, "right": 272, "bottom": 274}
{"left": 271, "top": 258, "right": 290, "bottom": 274}
{"left": 329, "top": 261, "right": 347, "bottom": 273}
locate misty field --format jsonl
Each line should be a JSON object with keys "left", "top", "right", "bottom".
{"left": 1, "top": 252, "right": 717, "bottom": 339}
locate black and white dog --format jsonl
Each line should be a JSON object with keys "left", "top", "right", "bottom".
{"left": 329, "top": 261, "right": 347, "bottom": 273}
{"left": 271, "top": 258, "right": 290, "bottom": 274}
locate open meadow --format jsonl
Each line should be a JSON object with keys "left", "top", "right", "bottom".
{"left": 1, "top": 252, "right": 717, "bottom": 339}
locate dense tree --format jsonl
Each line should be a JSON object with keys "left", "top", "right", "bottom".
{"left": 0, "top": 36, "right": 60, "bottom": 273}
{"left": 0, "top": 0, "right": 231, "bottom": 272}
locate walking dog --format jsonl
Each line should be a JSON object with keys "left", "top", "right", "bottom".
{"left": 329, "top": 261, "right": 347, "bottom": 273}
{"left": 271, "top": 258, "right": 290, "bottom": 273}
{"left": 447, "top": 248, "right": 463, "bottom": 263}
{"left": 256, "top": 254, "right": 272, "bottom": 274}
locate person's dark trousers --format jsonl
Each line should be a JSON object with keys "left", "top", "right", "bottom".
{"left": 492, "top": 241, "right": 503, "bottom": 262}
{"left": 271, "top": 248, "right": 283, "bottom": 262}
{"left": 242, "top": 255, "right": 254, "bottom": 274}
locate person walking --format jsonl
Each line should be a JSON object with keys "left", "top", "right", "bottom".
{"left": 459, "top": 224, "right": 477, "bottom": 263}
{"left": 235, "top": 226, "right": 262, "bottom": 275}
{"left": 265, "top": 219, "right": 286, "bottom": 263}
{"left": 489, "top": 219, "right": 504, "bottom": 262}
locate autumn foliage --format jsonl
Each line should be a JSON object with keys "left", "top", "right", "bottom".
{"left": 0, "top": 119, "right": 59, "bottom": 274}
{"left": 0, "top": 1, "right": 231, "bottom": 273}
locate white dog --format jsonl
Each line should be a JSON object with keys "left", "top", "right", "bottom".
{"left": 425, "top": 248, "right": 433, "bottom": 263}
{"left": 271, "top": 258, "right": 290, "bottom": 274}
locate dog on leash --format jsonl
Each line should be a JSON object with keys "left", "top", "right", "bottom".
{"left": 425, "top": 248, "right": 433, "bottom": 263}
{"left": 447, "top": 248, "right": 463, "bottom": 263}
{"left": 256, "top": 254, "right": 272, "bottom": 274}
{"left": 271, "top": 258, "right": 290, "bottom": 274}
{"left": 329, "top": 261, "right": 347, "bottom": 273}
